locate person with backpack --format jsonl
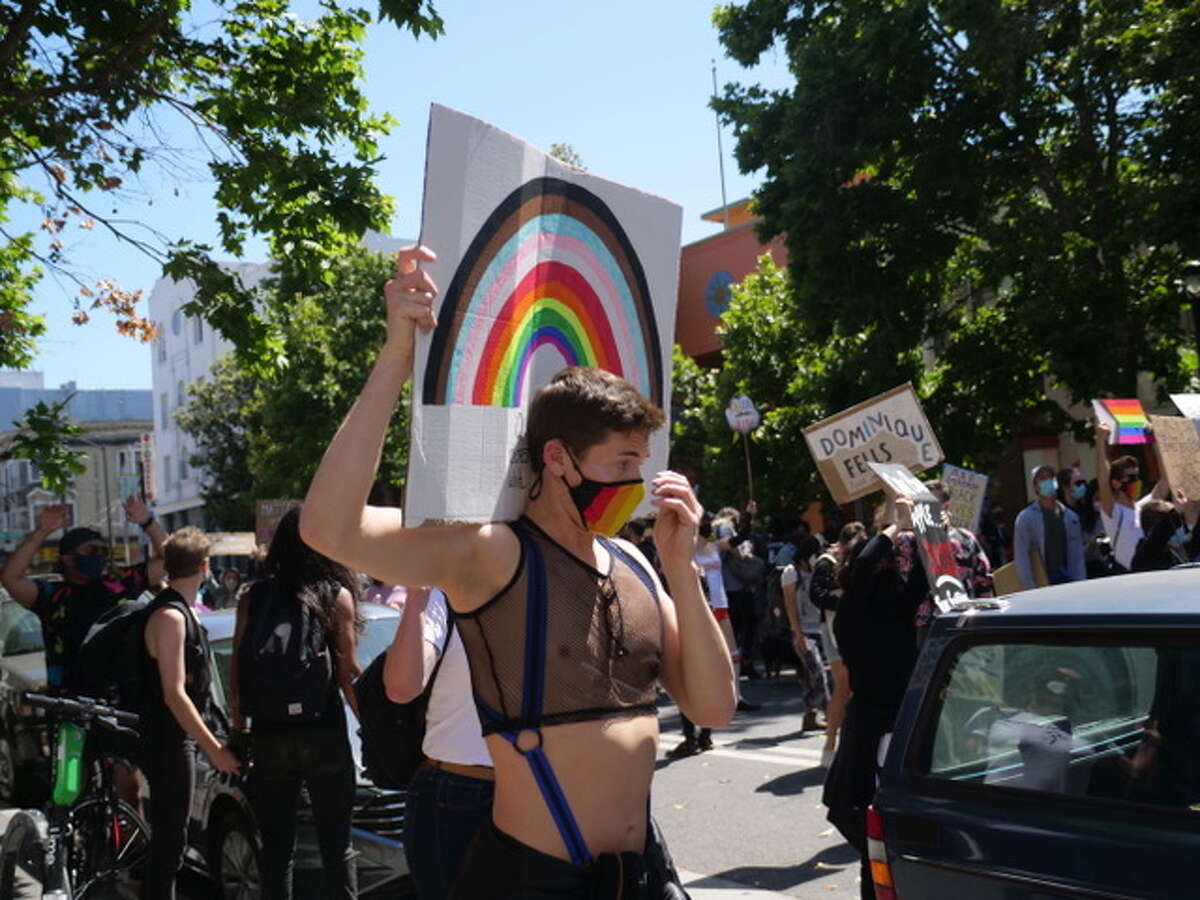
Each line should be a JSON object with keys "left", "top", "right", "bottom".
{"left": 301, "top": 245, "right": 736, "bottom": 900}
{"left": 0, "top": 497, "right": 165, "bottom": 688}
{"left": 810, "top": 523, "right": 864, "bottom": 767}
{"left": 141, "top": 526, "right": 242, "bottom": 900}
{"left": 383, "top": 585, "right": 494, "bottom": 899}
{"left": 229, "top": 507, "right": 362, "bottom": 900}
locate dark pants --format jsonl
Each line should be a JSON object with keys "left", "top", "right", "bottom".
{"left": 450, "top": 823, "right": 650, "bottom": 899}
{"left": 404, "top": 764, "right": 494, "bottom": 899}
{"left": 680, "top": 714, "right": 710, "bottom": 745}
{"left": 250, "top": 726, "right": 357, "bottom": 900}
{"left": 141, "top": 735, "right": 195, "bottom": 900}
{"left": 727, "top": 588, "right": 759, "bottom": 670}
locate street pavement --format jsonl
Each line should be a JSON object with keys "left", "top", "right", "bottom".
{"left": 1, "top": 677, "right": 858, "bottom": 899}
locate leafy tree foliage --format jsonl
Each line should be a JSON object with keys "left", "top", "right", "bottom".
{"left": 714, "top": 0, "right": 1200, "bottom": 466}
{"left": 177, "top": 247, "right": 407, "bottom": 527}
{"left": 4, "top": 397, "right": 85, "bottom": 495}
{"left": 548, "top": 143, "right": 586, "bottom": 170}
{"left": 0, "top": 0, "right": 442, "bottom": 371}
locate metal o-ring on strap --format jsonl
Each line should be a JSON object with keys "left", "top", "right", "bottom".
{"left": 510, "top": 726, "right": 544, "bottom": 757}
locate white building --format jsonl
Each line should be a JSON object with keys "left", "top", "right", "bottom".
{"left": 146, "top": 233, "right": 406, "bottom": 531}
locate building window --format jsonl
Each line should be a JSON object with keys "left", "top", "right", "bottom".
{"left": 163, "top": 455, "right": 172, "bottom": 490}
{"left": 157, "top": 334, "right": 166, "bottom": 364}
{"left": 194, "top": 316, "right": 204, "bottom": 344}
{"left": 160, "top": 392, "right": 169, "bottom": 428}
{"left": 176, "top": 379, "right": 185, "bottom": 408}
{"left": 179, "top": 453, "right": 188, "bottom": 482}
{"left": 172, "top": 309, "right": 183, "bottom": 335}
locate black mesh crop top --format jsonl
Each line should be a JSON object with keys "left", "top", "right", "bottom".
{"left": 455, "top": 517, "right": 664, "bottom": 736}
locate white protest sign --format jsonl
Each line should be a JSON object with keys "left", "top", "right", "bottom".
{"left": 407, "top": 105, "right": 682, "bottom": 524}
{"left": 803, "top": 383, "right": 944, "bottom": 503}
{"left": 725, "top": 395, "right": 760, "bottom": 434}
{"left": 941, "top": 464, "right": 988, "bottom": 533}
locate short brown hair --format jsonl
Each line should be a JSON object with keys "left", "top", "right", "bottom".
{"left": 525, "top": 367, "right": 665, "bottom": 474}
{"left": 164, "top": 526, "right": 212, "bottom": 580}
{"left": 1110, "top": 455, "right": 1139, "bottom": 480}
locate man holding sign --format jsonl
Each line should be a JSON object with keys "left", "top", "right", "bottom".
{"left": 302, "top": 245, "right": 736, "bottom": 899}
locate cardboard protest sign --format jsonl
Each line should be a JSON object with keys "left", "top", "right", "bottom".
{"left": 408, "top": 105, "right": 682, "bottom": 524}
{"left": 1170, "top": 394, "right": 1200, "bottom": 420}
{"left": 868, "top": 462, "right": 969, "bottom": 613}
{"left": 207, "top": 532, "right": 257, "bottom": 556}
{"left": 725, "top": 395, "right": 760, "bottom": 434}
{"left": 1092, "top": 398, "right": 1151, "bottom": 445}
{"left": 1148, "top": 415, "right": 1200, "bottom": 500}
{"left": 941, "top": 464, "right": 988, "bottom": 533}
{"left": 803, "top": 383, "right": 944, "bottom": 503}
{"left": 255, "top": 499, "right": 301, "bottom": 547}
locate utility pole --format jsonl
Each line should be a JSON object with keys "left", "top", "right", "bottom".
{"left": 712, "top": 59, "right": 730, "bottom": 229}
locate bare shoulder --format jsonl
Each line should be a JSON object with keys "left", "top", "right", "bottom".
{"left": 444, "top": 521, "right": 521, "bottom": 613}
{"left": 610, "top": 537, "right": 672, "bottom": 604}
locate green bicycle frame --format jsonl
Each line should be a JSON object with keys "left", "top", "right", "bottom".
{"left": 51, "top": 721, "right": 86, "bottom": 807}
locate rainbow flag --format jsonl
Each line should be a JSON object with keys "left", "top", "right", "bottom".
{"left": 1092, "top": 398, "right": 1151, "bottom": 445}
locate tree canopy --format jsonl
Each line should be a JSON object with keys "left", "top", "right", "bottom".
{"left": 0, "top": 0, "right": 442, "bottom": 371}
{"left": 176, "top": 245, "right": 406, "bottom": 529}
{"left": 713, "top": 0, "right": 1200, "bottom": 467}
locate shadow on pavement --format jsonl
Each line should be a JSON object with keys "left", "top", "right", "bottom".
{"left": 755, "top": 766, "right": 828, "bottom": 796}
{"left": 712, "top": 842, "right": 860, "bottom": 892}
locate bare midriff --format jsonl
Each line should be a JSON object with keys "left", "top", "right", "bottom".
{"left": 487, "top": 711, "right": 660, "bottom": 861}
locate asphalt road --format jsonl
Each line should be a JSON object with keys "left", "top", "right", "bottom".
{"left": 1, "top": 676, "right": 858, "bottom": 899}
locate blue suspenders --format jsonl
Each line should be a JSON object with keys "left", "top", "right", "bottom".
{"left": 488, "top": 526, "right": 664, "bottom": 867}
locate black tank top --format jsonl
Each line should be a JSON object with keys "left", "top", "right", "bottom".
{"left": 456, "top": 517, "right": 663, "bottom": 736}
{"left": 141, "top": 589, "right": 213, "bottom": 740}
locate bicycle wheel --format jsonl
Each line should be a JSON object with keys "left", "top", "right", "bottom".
{"left": 0, "top": 809, "right": 50, "bottom": 900}
{"left": 69, "top": 796, "right": 151, "bottom": 898}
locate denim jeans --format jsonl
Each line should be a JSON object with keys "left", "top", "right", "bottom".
{"left": 141, "top": 736, "right": 195, "bottom": 900}
{"left": 404, "top": 764, "right": 495, "bottom": 899}
{"left": 249, "top": 726, "right": 357, "bottom": 900}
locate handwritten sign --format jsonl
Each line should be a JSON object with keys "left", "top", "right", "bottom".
{"left": 725, "top": 395, "right": 760, "bottom": 434}
{"left": 1148, "top": 415, "right": 1200, "bottom": 500}
{"left": 803, "top": 383, "right": 944, "bottom": 503}
{"left": 1092, "top": 398, "right": 1150, "bottom": 445}
{"left": 1170, "top": 394, "right": 1200, "bottom": 420}
{"left": 941, "top": 464, "right": 988, "bottom": 533}
{"left": 868, "top": 462, "right": 969, "bottom": 613}
{"left": 255, "top": 499, "right": 301, "bottom": 548}
{"left": 207, "top": 532, "right": 257, "bottom": 556}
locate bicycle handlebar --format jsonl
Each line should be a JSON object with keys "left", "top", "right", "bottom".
{"left": 23, "top": 692, "right": 140, "bottom": 732}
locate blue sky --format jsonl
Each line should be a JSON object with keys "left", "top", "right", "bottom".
{"left": 19, "top": 0, "right": 791, "bottom": 390}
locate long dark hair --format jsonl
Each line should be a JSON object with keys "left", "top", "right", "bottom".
{"left": 263, "top": 508, "right": 362, "bottom": 633}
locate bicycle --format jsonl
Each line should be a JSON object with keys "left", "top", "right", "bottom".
{"left": 0, "top": 692, "right": 152, "bottom": 899}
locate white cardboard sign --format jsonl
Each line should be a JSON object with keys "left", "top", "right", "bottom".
{"left": 406, "top": 105, "right": 683, "bottom": 524}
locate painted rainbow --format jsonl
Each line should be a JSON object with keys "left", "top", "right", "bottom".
{"left": 422, "top": 177, "right": 664, "bottom": 407}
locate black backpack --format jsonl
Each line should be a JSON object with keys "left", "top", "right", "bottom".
{"left": 353, "top": 622, "right": 453, "bottom": 789}
{"left": 72, "top": 598, "right": 153, "bottom": 714}
{"left": 238, "top": 580, "right": 335, "bottom": 725}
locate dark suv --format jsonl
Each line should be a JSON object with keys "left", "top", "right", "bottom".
{"left": 870, "top": 569, "right": 1200, "bottom": 899}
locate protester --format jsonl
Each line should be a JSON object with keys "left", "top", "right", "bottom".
{"left": 301, "top": 245, "right": 736, "bottom": 900}
{"left": 810, "top": 523, "right": 863, "bottom": 767}
{"left": 0, "top": 498, "right": 165, "bottom": 688}
{"left": 823, "top": 492, "right": 926, "bottom": 900}
{"left": 215, "top": 567, "right": 245, "bottom": 608}
{"left": 1013, "top": 465, "right": 1086, "bottom": 588}
{"left": 925, "top": 479, "right": 994, "bottom": 597}
{"left": 385, "top": 586, "right": 494, "bottom": 899}
{"left": 1131, "top": 491, "right": 1200, "bottom": 571}
{"left": 1057, "top": 467, "right": 1109, "bottom": 577}
{"left": 714, "top": 503, "right": 763, "bottom": 680}
{"left": 780, "top": 535, "right": 827, "bottom": 733}
{"left": 1095, "top": 420, "right": 1168, "bottom": 572}
{"left": 230, "top": 508, "right": 362, "bottom": 900}
{"left": 141, "top": 527, "right": 241, "bottom": 900}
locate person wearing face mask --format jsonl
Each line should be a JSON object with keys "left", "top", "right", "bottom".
{"left": 0, "top": 497, "right": 166, "bottom": 688}
{"left": 300, "top": 246, "right": 736, "bottom": 900}
{"left": 1131, "top": 491, "right": 1200, "bottom": 571}
{"left": 1013, "top": 465, "right": 1086, "bottom": 589}
{"left": 1095, "top": 420, "right": 1172, "bottom": 572}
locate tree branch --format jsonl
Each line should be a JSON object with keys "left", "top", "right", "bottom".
{"left": 0, "top": 0, "right": 38, "bottom": 70}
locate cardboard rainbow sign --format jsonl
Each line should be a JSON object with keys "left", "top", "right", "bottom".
{"left": 408, "top": 105, "right": 682, "bottom": 525}
{"left": 1092, "top": 398, "right": 1151, "bottom": 445}
{"left": 422, "top": 177, "right": 664, "bottom": 409}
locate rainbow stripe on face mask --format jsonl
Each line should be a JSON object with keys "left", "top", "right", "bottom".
{"left": 581, "top": 481, "right": 646, "bottom": 536}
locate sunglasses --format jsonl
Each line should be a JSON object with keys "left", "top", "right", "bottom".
{"left": 1073, "top": 480, "right": 1088, "bottom": 487}
{"left": 74, "top": 544, "right": 109, "bottom": 556}
{"left": 1118, "top": 474, "right": 1141, "bottom": 484}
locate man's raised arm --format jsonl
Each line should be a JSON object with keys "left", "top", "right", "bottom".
{"left": 0, "top": 505, "right": 68, "bottom": 608}
{"left": 300, "top": 246, "right": 478, "bottom": 592}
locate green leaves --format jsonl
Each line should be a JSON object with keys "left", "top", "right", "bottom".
{"left": 716, "top": 0, "right": 1200, "bottom": 474}
{"left": 0, "top": 0, "right": 443, "bottom": 372}
{"left": 6, "top": 399, "right": 87, "bottom": 496}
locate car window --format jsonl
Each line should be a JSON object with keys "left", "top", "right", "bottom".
{"left": 922, "top": 640, "right": 1200, "bottom": 814}
{"left": 208, "top": 614, "right": 397, "bottom": 699}
{"left": 0, "top": 601, "right": 44, "bottom": 655}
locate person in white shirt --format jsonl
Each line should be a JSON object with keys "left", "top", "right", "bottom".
{"left": 780, "top": 535, "right": 828, "bottom": 734}
{"left": 385, "top": 587, "right": 493, "bottom": 899}
{"left": 1095, "top": 420, "right": 1167, "bottom": 572}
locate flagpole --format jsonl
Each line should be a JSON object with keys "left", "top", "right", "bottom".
{"left": 712, "top": 59, "right": 730, "bottom": 229}
{"left": 742, "top": 432, "right": 754, "bottom": 503}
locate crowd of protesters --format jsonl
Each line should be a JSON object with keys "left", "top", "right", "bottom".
{"left": 1, "top": 241, "right": 1197, "bottom": 900}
